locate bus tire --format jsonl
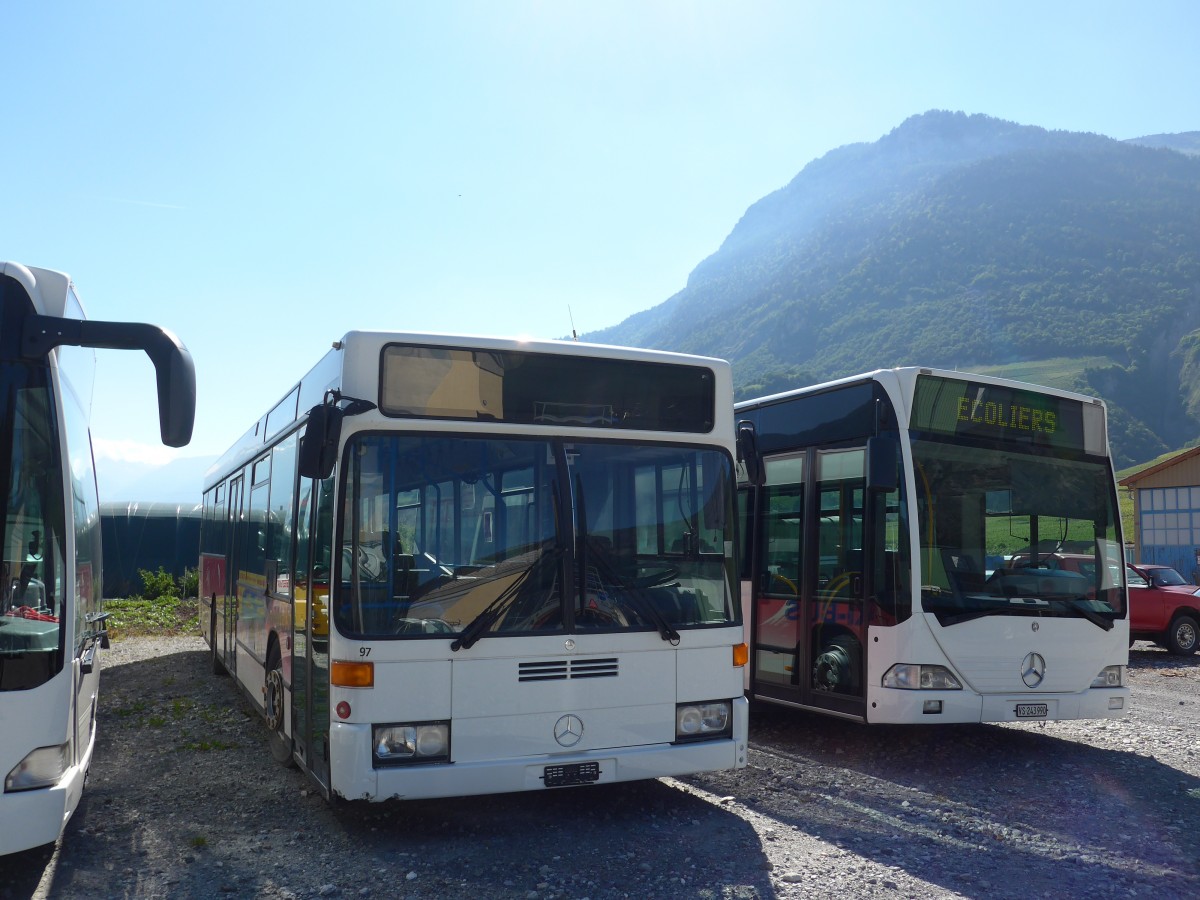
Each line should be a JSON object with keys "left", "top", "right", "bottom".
{"left": 265, "top": 642, "right": 295, "bottom": 768}
{"left": 1166, "top": 614, "right": 1199, "bottom": 656}
{"left": 813, "top": 634, "right": 862, "bottom": 694}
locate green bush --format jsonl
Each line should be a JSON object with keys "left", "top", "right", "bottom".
{"left": 136, "top": 567, "right": 180, "bottom": 602}
{"left": 180, "top": 567, "right": 199, "bottom": 599}
{"left": 104, "top": 567, "right": 201, "bottom": 639}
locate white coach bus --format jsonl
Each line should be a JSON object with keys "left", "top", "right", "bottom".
{"left": 735, "top": 366, "right": 1129, "bottom": 724}
{"left": 0, "top": 262, "right": 194, "bottom": 854}
{"left": 200, "top": 332, "right": 748, "bottom": 801}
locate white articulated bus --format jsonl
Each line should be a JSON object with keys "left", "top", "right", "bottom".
{"left": 0, "top": 263, "right": 194, "bottom": 855}
{"left": 200, "top": 333, "right": 748, "bottom": 801}
{"left": 735, "top": 366, "right": 1129, "bottom": 724}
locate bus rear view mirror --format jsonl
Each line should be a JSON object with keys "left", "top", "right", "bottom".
{"left": 22, "top": 315, "right": 196, "bottom": 447}
{"left": 736, "top": 421, "right": 764, "bottom": 486}
{"left": 298, "top": 404, "right": 342, "bottom": 481}
{"left": 867, "top": 435, "right": 899, "bottom": 493}
{"left": 299, "top": 393, "right": 377, "bottom": 480}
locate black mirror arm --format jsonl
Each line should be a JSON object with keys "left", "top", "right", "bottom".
{"left": 22, "top": 314, "right": 197, "bottom": 447}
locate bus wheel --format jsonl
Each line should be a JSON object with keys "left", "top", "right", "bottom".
{"left": 1166, "top": 615, "right": 1199, "bottom": 656}
{"left": 264, "top": 647, "right": 295, "bottom": 767}
{"left": 813, "top": 635, "right": 862, "bottom": 694}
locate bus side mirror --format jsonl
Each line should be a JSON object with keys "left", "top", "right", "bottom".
{"left": 867, "top": 435, "right": 899, "bottom": 493}
{"left": 298, "top": 404, "right": 343, "bottom": 480}
{"left": 22, "top": 316, "right": 196, "bottom": 447}
{"left": 736, "top": 421, "right": 764, "bottom": 487}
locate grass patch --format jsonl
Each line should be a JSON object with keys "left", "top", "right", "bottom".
{"left": 965, "top": 356, "right": 1112, "bottom": 391}
{"left": 104, "top": 566, "right": 201, "bottom": 640}
{"left": 104, "top": 595, "right": 200, "bottom": 640}
{"left": 182, "top": 738, "right": 238, "bottom": 752}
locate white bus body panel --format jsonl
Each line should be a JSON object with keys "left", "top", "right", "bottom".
{"left": 865, "top": 614, "right": 1130, "bottom": 724}
{"left": 0, "top": 666, "right": 94, "bottom": 854}
{"left": 327, "top": 631, "right": 748, "bottom": 801}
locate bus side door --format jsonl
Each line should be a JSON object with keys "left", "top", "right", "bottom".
{"left": 751, "top": 448, "right": 868, "bottom": 719}
{"left": 220, "top": 475, "right": 243, "bottom": 673}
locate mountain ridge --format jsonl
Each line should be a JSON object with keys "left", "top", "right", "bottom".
{"left": 583, "top": 111, "right": 1200, "bottom": 467}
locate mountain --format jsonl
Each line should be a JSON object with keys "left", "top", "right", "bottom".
{"left": 95, "top": 454, "right": 217, "bottom": 504}
{"left": 584, "top": 111, "right": 1200, "bottom": 468}
{"left": 1127, "top": 132, "right": 1200, "bottom": 155}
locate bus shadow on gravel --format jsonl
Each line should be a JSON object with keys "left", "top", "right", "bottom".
{"left": 700, "top": 700, "right": 1200, "bottom": 899}
{"left": 324, "top": 781, "right": 774, "bottom": 898}
{"left": 4, "top": 645, "right": 775, "bottom": 900}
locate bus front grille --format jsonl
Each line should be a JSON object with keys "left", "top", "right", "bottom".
{"left": 518, "top": 657, "right": 619, "bottom": 682}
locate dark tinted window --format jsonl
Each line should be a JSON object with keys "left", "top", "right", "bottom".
{"left": 380, "top": 345, "right": 715, "bottom": 433}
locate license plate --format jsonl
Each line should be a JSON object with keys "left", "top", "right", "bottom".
{"left": 542, "top": 762, "right": 600, "bottom": 788}
{"left": 1016, "top": 703, "right": 1048, "bottom": 718}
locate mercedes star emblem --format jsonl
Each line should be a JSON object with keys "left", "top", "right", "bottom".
{"left": 553, "top": 714, "right": 584, "bottom": 747}
{"left": 1021, "top": 652, "right": 1047, "bottom": 688}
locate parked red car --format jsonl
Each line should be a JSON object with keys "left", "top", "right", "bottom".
{"left": 1127, "top": 564, "right": 1200, "bottom": 655}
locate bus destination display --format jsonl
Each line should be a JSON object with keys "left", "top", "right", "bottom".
{"left": 911, "top": 374, "right": 1089, "bottom": 452}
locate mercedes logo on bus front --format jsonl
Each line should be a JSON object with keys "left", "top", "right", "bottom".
{"left": 1021, "top": 652, "right": 1047, "bottom": 688}
{"left": 554, "top": 714, "right": 584, "bottom": 747}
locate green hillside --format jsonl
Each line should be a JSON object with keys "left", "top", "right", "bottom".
{"left": 584, "top": 112, "right": 1200, "bottom": 469}
{"left": 965, "top": 357, "right": 1113, "bottom": 392}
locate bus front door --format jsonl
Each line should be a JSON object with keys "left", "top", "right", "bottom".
{"left": 221, "top": 475, "right": 243, "bottom": 674}
{"left": 298, "top": 473, "right": 335, "bottom": 794}
{"left": 807, "top": 448, "right": 867, "bottom": 719}
{"left": 752, "top": 449, "right": 868, "bottom": 719}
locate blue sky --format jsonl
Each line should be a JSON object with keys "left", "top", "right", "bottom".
{"left": 2, "top": 1, "right": 1198, "bottom": 481}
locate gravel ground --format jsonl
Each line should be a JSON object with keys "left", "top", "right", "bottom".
{"left": 2, "top": 637, "right": 1199, "bottom": 899}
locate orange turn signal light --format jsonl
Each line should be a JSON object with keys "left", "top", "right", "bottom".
{"left": 331, "top": 660, "right": 374, "bottom": 687}
{"left": 733, "top": 642, "right": 748, "bottom": 668}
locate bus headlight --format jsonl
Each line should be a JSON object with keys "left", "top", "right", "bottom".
{"left": 373, "top": 722, "right": 450, "bottom": 766}
{"left": 882, "top": 664, "right": 963, "bottom": 690}
{"left": 5, "top": 743, "right": 70, "bottom": 792}
{"left": 675, "top": 701, "right": 732, "bottom": 741}
{"left": 1091, "top": 665, "right": 1125, "bottom": 688}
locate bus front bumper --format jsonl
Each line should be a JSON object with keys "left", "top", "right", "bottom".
{"left": 0, "top": 769, "right": 84, "bottom": 855}
{"left": 328, "top": 698, "right": 749, "bottom": 802}
{"left": 866, "top": 687, "right": 1130, "bottom": 724}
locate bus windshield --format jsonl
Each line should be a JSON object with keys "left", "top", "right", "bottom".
{"left": 0, "top": 368, "right": 66, "bottom": 690}
{"left": 334, "top": 434, "right": 737, "bottom": 640}
{"left": 912, "top": 438, "right": 1124, "bottom": 626}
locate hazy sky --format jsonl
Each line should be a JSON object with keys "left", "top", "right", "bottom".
{"left": 2, "top": 1, "right": 1198, "bottom": 475}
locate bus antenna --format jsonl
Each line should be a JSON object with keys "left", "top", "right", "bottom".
{"left": 568, "top": 306, "right": 578, "bottom": 341}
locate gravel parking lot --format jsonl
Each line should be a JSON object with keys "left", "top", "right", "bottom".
{"left": 2, "top": 637, "right": 1198, "bottom": 899}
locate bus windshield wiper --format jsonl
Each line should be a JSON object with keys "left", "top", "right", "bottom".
{"left": 585, "top": 543, "right": 681, "bottom": 644}
{"left": 1054, "top": 598, "right": 1115, "bottom": 631}
{"left": 936, "top": 596, "right": 1114, "bottom": 630}
{"left": 450, "top": 549, "right": 562, "bottom": 652}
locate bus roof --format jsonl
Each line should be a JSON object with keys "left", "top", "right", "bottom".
{"left": 205, "top": 331, "right": 733, "bottom": 488}
{"left": 1, "top": 262, "right": 83, "bottom": 319}
{"left": 735, "top": 365, "right": 1107, "bottom": 412}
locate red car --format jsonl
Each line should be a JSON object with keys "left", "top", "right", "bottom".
{"left": 1127, "top": 564, "right": 1200, "bottom": 655}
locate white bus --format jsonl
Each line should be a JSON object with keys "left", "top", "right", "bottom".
{"left": 0, "top": 262, "right": 195, "bottom": 855}
{"left": 200, "top": 333, "right": 748, "bottom": 801}
{"left": 735, "top": 367, "right": 1129, "bottom": 724}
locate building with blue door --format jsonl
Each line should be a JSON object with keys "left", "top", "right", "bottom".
{"left": 1119, "top": 447, "right": 1200, "bottom": 583}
